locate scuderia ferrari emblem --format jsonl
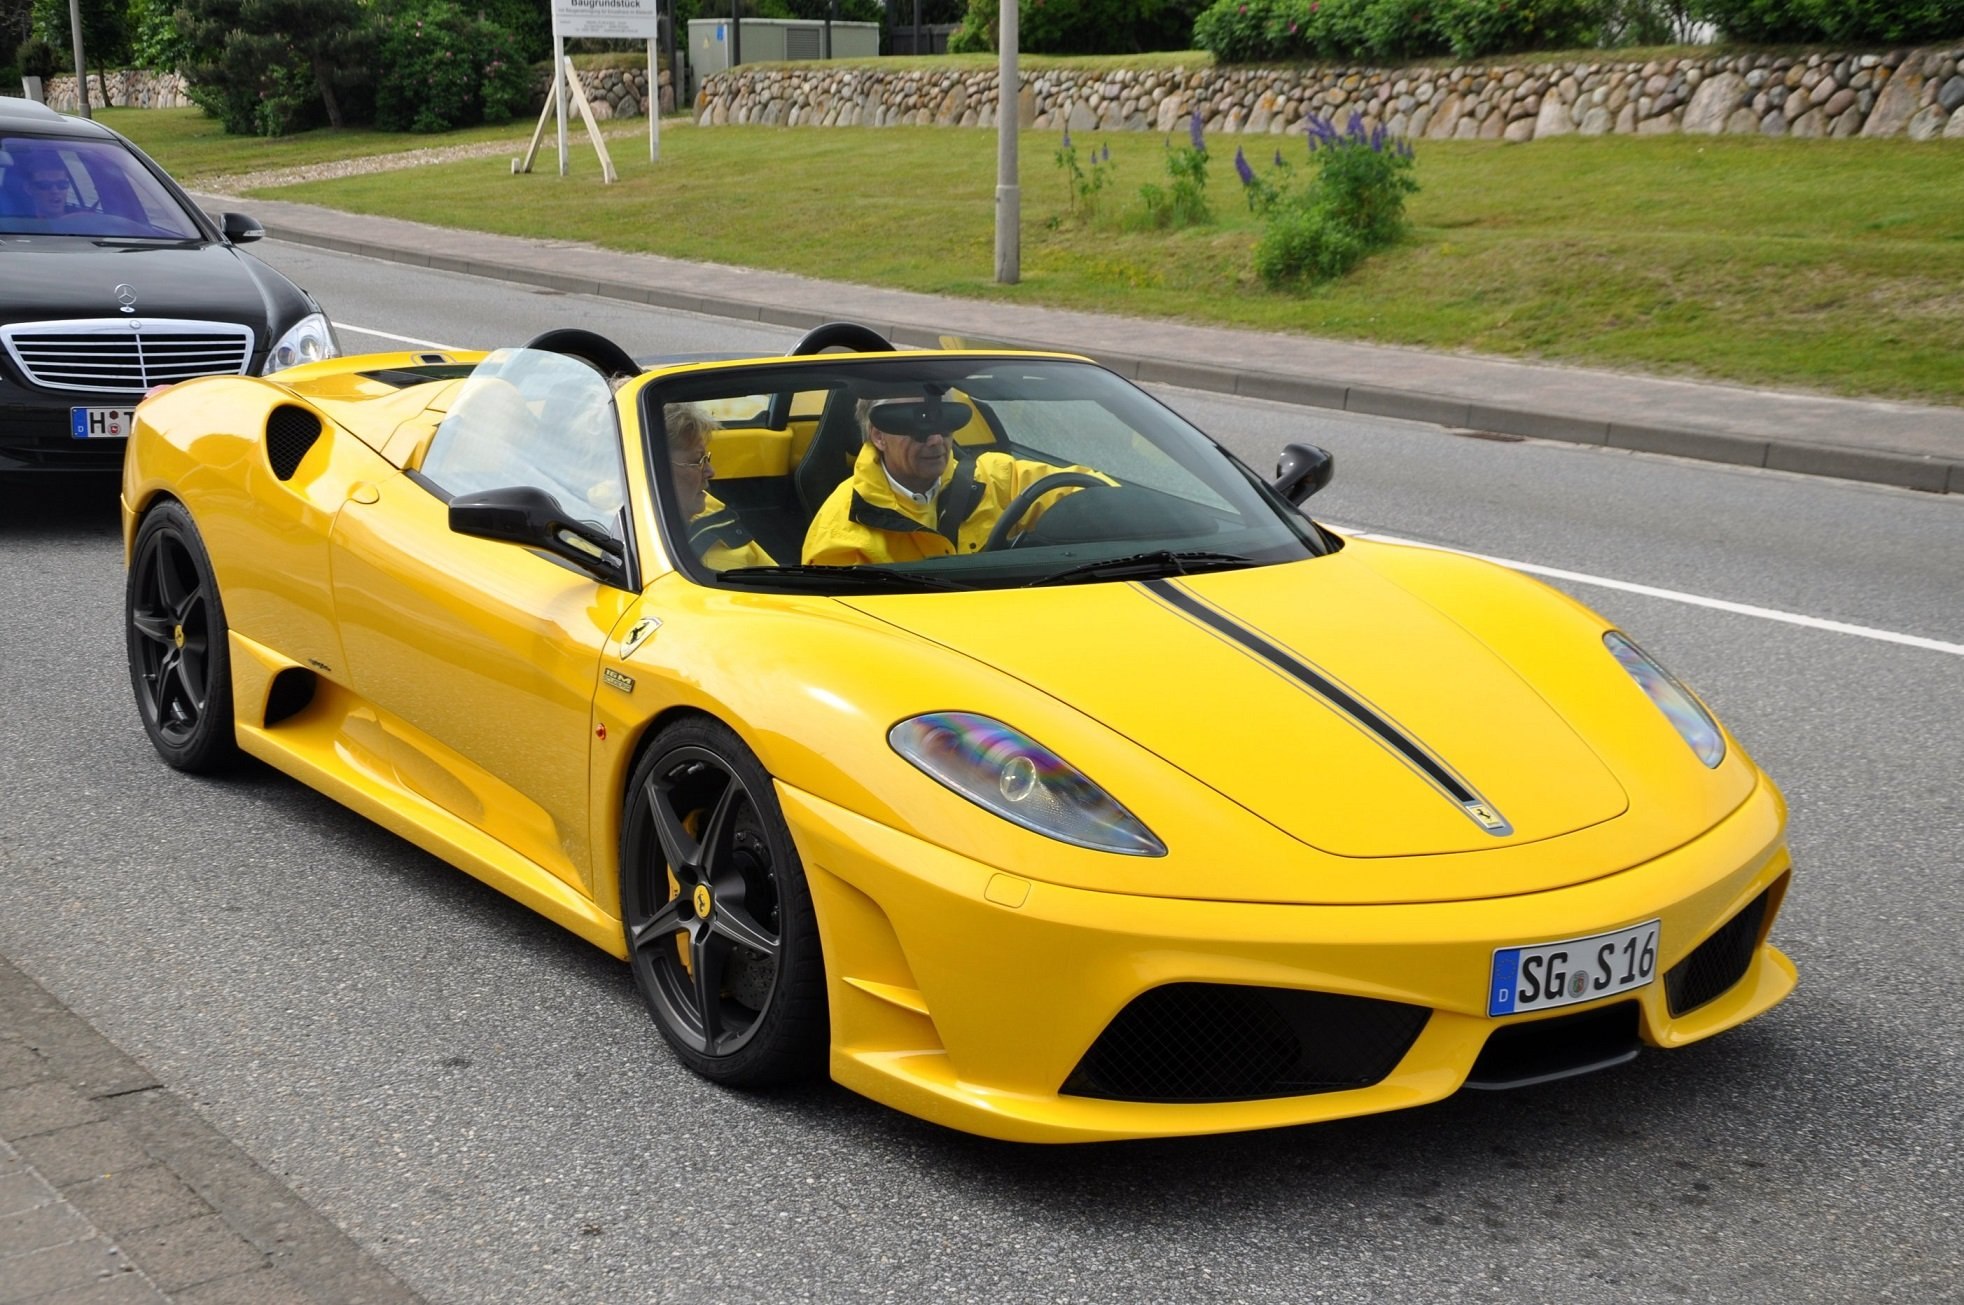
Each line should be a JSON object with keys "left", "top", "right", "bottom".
{"left": 602, "top": 667, "right": 635, "bottom": 694}
{"left": 620, "top": 617, "right": 660, "bottom": 658}
{"left": 1465, "top": 801, "right": 1510, "bottom": 833}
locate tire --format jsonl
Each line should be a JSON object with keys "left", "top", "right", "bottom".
{"left": 125, "top": 500, "right": 239, "bottom": 774}
{"left": 620, "top": 716, "right": 828, "bottom": 1086}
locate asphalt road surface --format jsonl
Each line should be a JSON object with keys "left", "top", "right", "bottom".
{"left": 4, "top": 244, "right": 1961, "bottom": 1304}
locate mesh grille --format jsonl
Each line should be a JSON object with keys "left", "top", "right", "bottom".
{"left": 1466, "top": 1000, "right": 1641, "bottom": 1089}
{"left": 1, "top": 319, "right": 253, "bottom": 394}
{"left": 1062, "top": 984, "right": 1430, "bottom": 1103}
{"left": 1666, "top": 889, "right": 1770, "bottom": 1016}
{"left": 265, "top": 405, "right": 322, "bottom": 480}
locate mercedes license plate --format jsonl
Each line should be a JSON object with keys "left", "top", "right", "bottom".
{"left": 1488, "top": 920, "right": 1659, "bottom": 1016}
{"left": 71, "top": 407, "right": 137, "bottom": 439}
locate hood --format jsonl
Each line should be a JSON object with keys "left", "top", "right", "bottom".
{"left": 0, "top": 239, "right": 288, "bottom": 341}
{"left": 844, "top": 553, "right": 1634, "bottom": 865}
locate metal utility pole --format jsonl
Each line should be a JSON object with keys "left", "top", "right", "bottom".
{"left": 730, "top": 0, "right": 741, "bottom": 68}
{"left": 66, "top": 0, "right": 92, "bottom": 118}
{"left": 994, "top": 0, "right": 1018, "bottom": 283}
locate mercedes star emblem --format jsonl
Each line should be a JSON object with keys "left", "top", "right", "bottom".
{"left": 114, "top": 283, "right": 137, "bottom": 313}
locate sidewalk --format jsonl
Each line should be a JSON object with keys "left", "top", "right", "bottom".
{"left": 195, "top": 191, "right": 1964, "bottom": 496}
{"left": 0, "top": 955, "right": 421, "bottom": 1305}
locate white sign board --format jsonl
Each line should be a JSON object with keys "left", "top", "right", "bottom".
{"left": 553, "top": 0, "right": 660, "bottom": 39}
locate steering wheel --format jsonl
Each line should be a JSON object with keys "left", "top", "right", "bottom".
{"left": 979, "top": 472, "right": 1112, "bottom": 551}
{"left": 787, "top": 322, "right": 895, "bottom": 356}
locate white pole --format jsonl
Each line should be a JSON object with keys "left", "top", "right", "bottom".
{"left": 994, "top": 0, "right": 1018, "bottom": 283}
{"left": 554, "top": 30, "right": 570, "bottom": 176}
{"left": 648, "top": 36, "right": 659, "bottom": 161}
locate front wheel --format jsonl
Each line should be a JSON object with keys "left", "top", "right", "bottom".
{"left": 620, "top": 717, "right": 828, "bottom": 1086}
{"left": 125, "top": 501, "right": 239, "bottom": 773}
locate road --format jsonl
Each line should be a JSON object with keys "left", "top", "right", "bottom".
{"left": 3, "top": 242, "right": 1961, "bottom": 1303}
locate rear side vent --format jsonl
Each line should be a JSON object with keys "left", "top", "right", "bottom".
{"left": 265, "top": 405, "right": 322, "bottom": 480}
{"left": 263, "top": 667, "right": 317, "bottom": 727}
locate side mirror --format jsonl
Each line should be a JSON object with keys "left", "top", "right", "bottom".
{"left": 221, "top": 211, "right": 264, "bottom": 244}
{"left": 449, "top": 485, "right": 626, "bottom": 586}
{"left": 1273, "top": 443, "right": 1335, "bottom": 505}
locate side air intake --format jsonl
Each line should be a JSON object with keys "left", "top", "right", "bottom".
{"left": 265, "top": 405, "right": 323, "bottom": 480}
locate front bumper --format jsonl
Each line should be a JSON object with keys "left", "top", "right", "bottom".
{"left": 782, "top": 774, "right": 1795, "bottom": 1143}
{"left": 0, "top": 390, "right": 130, "bottom": 472}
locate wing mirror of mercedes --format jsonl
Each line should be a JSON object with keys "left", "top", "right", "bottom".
{"left": 1272, "top": 443, "right": 1335, "bottom": 505}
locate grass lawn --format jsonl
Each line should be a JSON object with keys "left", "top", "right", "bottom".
{"left": 113, "top": 110, "right": 1964, "bottom": 403}
{"left": 94, "top": 107, "right": 552, "bottom": 183}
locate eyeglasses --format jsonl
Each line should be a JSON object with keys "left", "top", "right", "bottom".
{"left": 27, "top": 178, "right": 69, "bottom": 193}
{"left": 671, "top": 451, "right": 712, "bottom": 473}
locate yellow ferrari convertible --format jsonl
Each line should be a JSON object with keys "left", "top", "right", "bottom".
{"left": 120, "top": 324, "right": 1796, "bottom": 1143}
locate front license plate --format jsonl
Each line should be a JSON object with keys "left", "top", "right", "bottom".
{"left": 71, "top": 407, "right": 137, "bottom": 439}
{"left": 1488, "top": 920, "right": 1660, "bottom": 1016}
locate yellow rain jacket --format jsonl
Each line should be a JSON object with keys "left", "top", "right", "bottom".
{"left": 802, "top": 444, "right": 1109, "bottom": 567}
{"left": 690, "top": 493, "right": 775, "bottom": 571}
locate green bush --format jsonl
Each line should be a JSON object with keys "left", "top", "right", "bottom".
{"left": 372, "top": 0, "right": 533, "bottom": 133}
{"left": 1248, "top": 113, "right": 1417, "bottom": 289}
{"left": 1195, "top": 0, "right": 1611, "bottom": 63}
{"left": 950, "top": 0, "right": 1209, "bottom": 55}
{"left": 128, "top": 0, "right": 189, "bottom": 70}
{"left": 17, "top": 34, "right": 57, "bottom": 79}
{"left": 1687, "top": 0, "right": 1964, "bottom": 44}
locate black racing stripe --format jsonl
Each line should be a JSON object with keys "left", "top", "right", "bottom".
{"left": 1143, "top": 579, "right": 1477, "bottom": 805}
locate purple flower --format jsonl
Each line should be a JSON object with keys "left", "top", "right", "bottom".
{"left": 1274, "top": 148, "right": 1284, "bottom": 166}
{"left": 1234, "top": 146, "right": 1254, "bottom": 186}
{"left": 1061, "top": 125, "right": 1071, "bottom": 149}
{"left": 1304, "top": 114, "right": 1338, "bottom": 152}
{"left": 1189, "top": 109, "right": 1205, "bottom": 152}
{"left": 1099, "top": 144, "right": 1110, "bottom": 163}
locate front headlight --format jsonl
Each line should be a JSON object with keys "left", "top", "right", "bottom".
{"left": 889, "top": 712, "right": 1166, "bottom": 856}
{"left": 1604, "top": 631, "right": 1725, "bottom": 767}
{"left": 262, "top": 312, "right": 338, "bottom": 374}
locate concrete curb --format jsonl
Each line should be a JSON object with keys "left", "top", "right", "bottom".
{"left": 0, "top": 954, "right": 424, "bottom": 1305}
{"left": 247, "top": 215, "right": 1964, "bottom": 497}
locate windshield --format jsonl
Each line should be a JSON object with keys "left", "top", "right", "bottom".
{"left": 644, "top": 355, "right": 1330, "bottom": 593}
{"left": 0, "top": 134, "right": 203, "bottom": 239}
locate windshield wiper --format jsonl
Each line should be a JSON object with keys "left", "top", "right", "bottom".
{"left": 1023, "top": 550, "right": 1256, "bottom": 588}
{"left": 715, "top": 564, "right": 969, "bottom": 592}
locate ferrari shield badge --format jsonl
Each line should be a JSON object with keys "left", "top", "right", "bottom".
{"left": 621, "top": 617, "right": 660, "bottom": 659}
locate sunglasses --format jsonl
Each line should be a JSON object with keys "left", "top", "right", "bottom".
{"left": 867, "top": 399, "right": 973, "bottom": 441}
{"left": 27, "top": 178, "right": 69, "bottom": 192}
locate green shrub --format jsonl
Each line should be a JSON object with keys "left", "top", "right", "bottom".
{"left": 1687, "top": 0, "right": 1964, "bottom": 44}
{"left": 950, "top": 0, "right": 1209, "bottom": 54}
{"left": 372, "top": 0, "right": 533, "bottom": 133}
{"left": 128, "top": 0, "right": 189, "bottom": 70}
{"left": 1195, "top": 0, "right": 1616, "bottom": 62}
{"left": 1052, "top": 125, "right": 1117, "bottom": 219}
{"left": 1248, "top": 113, "right": 1417, "bottom": 289}
{"left": 17, "top": 35, "right": 58, "bottom": 79}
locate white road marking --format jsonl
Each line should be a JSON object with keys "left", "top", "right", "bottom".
{"left": 1341, "top": 527, "right": 1964, "bottom": 658}
{"left": 337, "top": 323, "right": 463, "bottom": 352}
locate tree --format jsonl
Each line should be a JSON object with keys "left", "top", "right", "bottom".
{"left": 32, "top": 0, "right": 128, "bottom": 101}
{"left": 175, "top": 0, "right": 369, "bottom": 133}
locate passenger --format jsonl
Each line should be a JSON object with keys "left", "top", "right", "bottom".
{"left": 667, "top": 402, "right": 775, "bottom": 571}
{"left": 801, "top": 392, "right": 1111, "bottom": 567}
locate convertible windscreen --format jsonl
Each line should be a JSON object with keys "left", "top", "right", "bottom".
{"left": 645, "top": 356, "right": 1329, "bottom": 593}
{"left": 0, "top": 134, "right": 203, "bottom": 240}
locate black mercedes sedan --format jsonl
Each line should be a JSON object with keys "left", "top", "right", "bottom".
{"left": 1, "top": 96, "right": 338, "bottom": 473}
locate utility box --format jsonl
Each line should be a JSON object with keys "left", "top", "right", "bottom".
{"left": 687, "top": 19, "right": 880, "bottom": 97}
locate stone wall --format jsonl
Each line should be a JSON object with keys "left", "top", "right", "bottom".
{"left": 697, "top": 44, "right": 1964, "bottom": 141}
{"left": 35, "top": 65, "right": 675, "bottom": 118}
{"left": 41, "top": 70, "right": 194, "bottom": 111}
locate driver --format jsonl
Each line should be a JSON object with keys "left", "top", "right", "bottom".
{"left": 801, "top": 392, "right": 1111, "bottom": 567}
{"left": 12, "top": 151, "right": 78, "bottom": 224}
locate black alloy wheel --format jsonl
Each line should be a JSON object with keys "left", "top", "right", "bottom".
{"left": 621, "top": 717, "right": 827, "bottom": 1086}
{"left": 125, "top": 501, "right": 239, "bottom": 773}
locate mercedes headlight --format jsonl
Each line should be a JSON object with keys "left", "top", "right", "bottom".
{"left": 1604, "top": 632, "right": 1725, "bottom": 767}
{"left": 889, "top": 712, "right": 1166, "bottom": 856}
{"left": 262, "top": 312, "right": 338, "bottom": 374}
